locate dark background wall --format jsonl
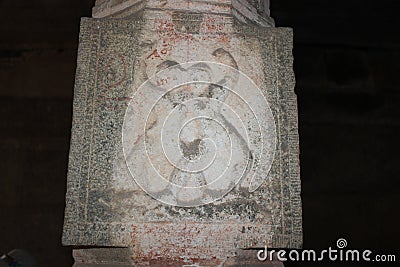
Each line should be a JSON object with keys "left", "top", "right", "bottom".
{"left": 0, "top": 0, "right": 399, "bottom": 266}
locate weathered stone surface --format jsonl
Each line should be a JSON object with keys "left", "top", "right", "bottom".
{"left": 62, "top": 2, "right": 301, "bottom": 265}
{"left": 92, "top": 0, "right": 274, "bottom": 27}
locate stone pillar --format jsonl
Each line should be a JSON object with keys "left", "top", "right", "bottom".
{"left": 63, "top": 1, "right": 302, "bottom": 266}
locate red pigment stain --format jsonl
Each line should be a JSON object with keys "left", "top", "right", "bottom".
{"left": 133, "top": 134, "right": 142, "bottom": 145}
{"left": 146, "top": 49, "right": 161, "bottom": 59}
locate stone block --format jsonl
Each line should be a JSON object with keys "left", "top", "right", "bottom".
{"left": 62, "top": 5, "right": 301, "bottom": 265}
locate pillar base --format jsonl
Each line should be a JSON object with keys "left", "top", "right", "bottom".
{"left": 72, "top": 248, "right": 284, "bottom": 267}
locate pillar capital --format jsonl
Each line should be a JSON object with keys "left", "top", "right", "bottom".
{"left": 93, "top": 0, "right": 274, "bottom": 27}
